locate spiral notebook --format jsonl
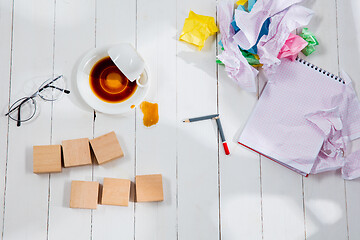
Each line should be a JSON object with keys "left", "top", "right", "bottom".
{"left": 238, "top": 57, "right": 360, "bottom": 176}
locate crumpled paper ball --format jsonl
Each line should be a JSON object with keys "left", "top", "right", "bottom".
{"left": 179, "top": 10, "right": 218, "bottom": 50}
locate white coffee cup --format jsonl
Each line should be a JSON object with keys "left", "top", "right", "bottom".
{"left": 108, "top": 43, "right": 148, "bottom": 87}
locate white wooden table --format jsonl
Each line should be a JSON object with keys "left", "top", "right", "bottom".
{"left": 1, "top": 0, "right": 360, "bottom": 239}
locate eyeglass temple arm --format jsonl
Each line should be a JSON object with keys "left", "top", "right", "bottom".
{"left": 37, "top": 75, "right": 63, "bottom": 93}
{"left": 17, "top": 104, "right": 21, "bottom": 127}
{"left": 47, "top": 85, "right": 70, "bottom": 94}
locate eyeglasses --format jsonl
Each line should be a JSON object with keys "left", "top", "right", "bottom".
{"left": 5, "top": 75, "right": 70, "bottom": 127}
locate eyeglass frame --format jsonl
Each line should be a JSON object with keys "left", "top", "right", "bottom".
{"left": 5, "top": 75, "right": 70, "bottom": 127}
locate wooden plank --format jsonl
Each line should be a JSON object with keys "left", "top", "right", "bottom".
{"left": 259, "top": 60, "right": 305, "bottom": 239}
{"left": 259, "top": 55, "right": 305, "bottom": 239}
{"left": 176, "top": 1, "right": 219, "bottom": 239}
{"left": 0, "top": 0, "right": 13, "bottom": 236}
{"left": 2, "top": 0, "right": 54, "bottom": 239}
{"left": 218, "top": 42, "right": 262, "bottom": 239}
{"left": 261, "top": 161, "right": 305, "bottom": 240}
{"left": 301, "top": 0, "right": 348, "bottom": 239}
{"left": 47, "top": 0, "right": 95, "bottom": 239}
{"left": 337, "top": 0, "right": 360, "bottom": 239}
{"left": 256, "top": 26, "right": 304, "bottom": 240}
{"left": 91, "top": 0, "right": 136, "bottom": 239}
{"left": 134, "top": 0, "right": 178, "bottom": 239}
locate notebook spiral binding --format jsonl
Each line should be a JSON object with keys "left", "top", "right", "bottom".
{"left": 295, "top": 57, "right": 345, "bottom": 84}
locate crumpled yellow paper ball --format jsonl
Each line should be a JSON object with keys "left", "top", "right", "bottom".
{"left": 236, "top": 0, "right": 248, "bottom": 5}
{"left": 179, "top": 10, "right": 218, "bottom": 50}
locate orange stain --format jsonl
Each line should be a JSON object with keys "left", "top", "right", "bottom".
{"left": 140, "top": 101, "right": 159, "bottom": 127}
{"left": 131, "top": 105, "right": 135, "bottom": 109}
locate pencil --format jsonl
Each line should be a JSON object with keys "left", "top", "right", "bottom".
{"left": 214, "top": 116, "right": 230, "bottom": 155}
{"left": 183, "top": 114, "right": 219, "bottom": 123}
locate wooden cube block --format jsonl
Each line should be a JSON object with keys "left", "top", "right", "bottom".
{"left": 90, "top": 131, "right": 124, "bottom": 165}
{"left": 62, "top": 138, "right": 92, "bottom": 167}
{"left": 135, "top": 174, "right": 163, "bottom": 202}
{"left": 33, "top": 145, "right": 62, "bottom": 174}
{"left": 101, "top": 178, "right": 131, "bottom": 206}
{"left": 70, "top": 181, "right": 99, "bottom": 209}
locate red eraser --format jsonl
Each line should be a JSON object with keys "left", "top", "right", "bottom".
{"left": 222, "top": 142, "right": 230, "bottom": 155}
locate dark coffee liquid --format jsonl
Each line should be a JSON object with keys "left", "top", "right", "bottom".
{"left": 89, "top": 56, "right": 137, "bottom": 103}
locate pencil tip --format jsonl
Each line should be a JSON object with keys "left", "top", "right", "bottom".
{"left": 183, "top": 119, "right": 189, "bottom": 123}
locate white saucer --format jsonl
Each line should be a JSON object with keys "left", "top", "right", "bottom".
{"left": 76, "top": 45, "right": 150, "bottom": 115}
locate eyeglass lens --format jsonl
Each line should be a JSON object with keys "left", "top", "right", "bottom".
{"left": 38, "top": 75, "right": 68, "bottom": 101}
{"left": 8, "top": 97, "right": 36, "bottom": 125}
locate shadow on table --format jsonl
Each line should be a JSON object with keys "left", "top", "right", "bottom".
{"left": 177, "top": 35, "right": 218, "bottom": 80}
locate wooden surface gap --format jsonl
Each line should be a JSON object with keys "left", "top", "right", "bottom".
{"left": 336, "top": 1, "right": 350, "bottom": 237}
{"left": 1, "top": 0, "right": 15, "bottom": 238}
{"left": 134, "top": 0, "right": 138, "bottom": 238}
{"left": 335, "top": 0, "right": 341, "bottom": 76}
{"left": 133, "top": 107, "right": 137, "bottom": 240}
{"left": 259, "top": 156, "right": 264, "bottom": 240}
{"left": 343, "top": 181, "right": 350, "bottom": 240}
{"left": 258, "top": 73, "right": 264, "bottom": 240}
{"left": 302, "top": 177, "right": 307, "bottom": 240}
{"left": 94, "top": 0, "right": 97, "bottom": 49}
{"left": 175, "top": 1, "right": 179, "bottom": 239}
{"left": 175, "top": 2, "right": 179, "bottom": 240}
{"left": 215, "top": 7, "right": 222, "bottom": 240}
{"left": 46, "top": 0, "right": 57, "bottom": 237}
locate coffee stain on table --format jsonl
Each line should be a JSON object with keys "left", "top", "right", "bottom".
{"left": 140, "top": 101, "right": 159, "bottom": 127}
